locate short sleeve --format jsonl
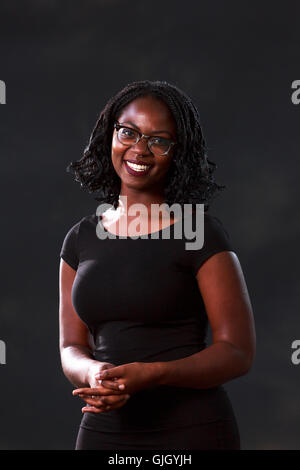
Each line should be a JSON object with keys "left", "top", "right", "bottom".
{"left": 188, "top": 212, "right": 234, "bottom": 276}
{"left": 59, "top": 221, "right": 81, "bottom": 270}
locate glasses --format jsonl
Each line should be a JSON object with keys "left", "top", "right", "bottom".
{"left": 114, "top": 122, "right": 177, "bottom": 156}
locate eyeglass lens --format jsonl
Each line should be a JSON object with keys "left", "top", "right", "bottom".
{"left": 117, "top": 126, "right": 172, "bottom": 155}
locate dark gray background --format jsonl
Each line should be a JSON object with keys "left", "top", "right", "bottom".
{"left": 0, "top": 0, "right": 299, "bottom": 450}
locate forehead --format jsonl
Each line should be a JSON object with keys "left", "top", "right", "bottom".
{"left": 117, "top": 95, "right": 176, "bottom": 134}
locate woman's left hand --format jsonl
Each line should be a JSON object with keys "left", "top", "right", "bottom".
{"left": 94, "top": 361, "right": 159, "bottom": 395}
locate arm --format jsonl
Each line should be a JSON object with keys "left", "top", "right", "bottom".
{"left": 59, "top": 258, "right": 130, "bottom": 412}
{"left": 153, "top": 251, "right": 256, "bottom": 389}
{"left": 59, "top": 258, "right": 103, "bottom": 388}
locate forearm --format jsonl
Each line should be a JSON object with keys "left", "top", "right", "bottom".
{"left": 60, "top": 345, "right": 102, "bottom": 388}
{"left": 153, "top": 341, "right": 252, "bottom": 389}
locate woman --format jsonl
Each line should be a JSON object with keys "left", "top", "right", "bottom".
{"left": 59, "top": 80, "right": 256, "bottom": 450}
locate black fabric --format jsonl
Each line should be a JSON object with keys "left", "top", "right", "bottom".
{"left": 60, "top": 209, "right": 239, "bottom": 436}
{"left": 75, "top": 418, "right": 241, "bottom": 450}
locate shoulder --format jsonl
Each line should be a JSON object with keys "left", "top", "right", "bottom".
{"left": 62, "top": 213, "right": 97, "bottom": 241}
{"left": 189, "top": 208, "right": 229, "bottom": 236}
{"left": 79, "top": 212, "right": 98, "bottom": 227}
{"left": 69, "top": 212, "right": 97, "bottom": 229}
{"left": 180, "top": 207, "right": 235, "bottom": 276}
{"left": 60, "top": 213, "right": 97, "bottom": 270}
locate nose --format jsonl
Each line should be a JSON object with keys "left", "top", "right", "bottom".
{"left": 131, "top": 136, "right": 152, "bottom": 156}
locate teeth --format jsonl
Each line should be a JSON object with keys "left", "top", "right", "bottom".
{"left": 126, "top": 161, "right": 150, "bottom": 171}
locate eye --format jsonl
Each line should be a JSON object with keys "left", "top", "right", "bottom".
{"left": 120, "top": 127, "right": 136, "bottom": 137}
{"left": 151, "top": 137, "right": 170, "bottom": 145}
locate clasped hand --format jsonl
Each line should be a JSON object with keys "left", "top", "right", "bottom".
{"left": 72, "top": 361, "right": 156, "bottom": 413}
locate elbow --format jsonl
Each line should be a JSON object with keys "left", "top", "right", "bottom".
{"left": 223, "top": 341, "right": 256, "bottom": 376}
{"left": 233, "top": 333, "right": 256, "bottom": 373}
{"left": 239, "top": 349, "right": 255, "bottom": 376}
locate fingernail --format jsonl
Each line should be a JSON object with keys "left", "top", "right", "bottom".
{"left": 118, "top": 384, "right": 125, "bottom": 390}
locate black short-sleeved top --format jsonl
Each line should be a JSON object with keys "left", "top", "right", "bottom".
{"left": 59, "top": 209, "right": 237, "bottom": 433}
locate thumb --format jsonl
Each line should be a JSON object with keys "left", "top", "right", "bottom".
{"left": 97, "top": 365, "right": 122, "bottom": 380}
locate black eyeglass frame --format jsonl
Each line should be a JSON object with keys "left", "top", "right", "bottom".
{"left": 114, "top": 122, "right": 177, "bottom": 156}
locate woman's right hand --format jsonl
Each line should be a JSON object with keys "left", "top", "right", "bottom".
{"left": 73, "top": 361, "right": 131, "bottom": 413}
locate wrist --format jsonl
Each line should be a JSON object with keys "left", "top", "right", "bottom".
{"left": 85, "top": 359, "right": 104, "bottom": 385}
{"left": 150, "top": 360, "right": 180, "bottom": 387}
{"left": 148, "top": 361, "right": 168, "bottom": 387}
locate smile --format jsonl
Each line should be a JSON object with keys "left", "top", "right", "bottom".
{"left": 124, "top": 160, "right": 152, "bottom": 176}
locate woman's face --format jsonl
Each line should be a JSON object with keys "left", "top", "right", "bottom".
{"left": 111, "top": 95, "right": 177, "bottom": 194}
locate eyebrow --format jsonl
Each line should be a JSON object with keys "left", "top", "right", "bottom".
{"left": 120, "top": 121, "right": 173, "bottom": 137}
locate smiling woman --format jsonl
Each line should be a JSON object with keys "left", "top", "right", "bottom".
{"left": 59, "top": 80, "right": 255, "bottom": 450}
{"left": 66, "top": 80, "right": 224, "bottom": 210}
{"left": 110, "top": 95, "right": 178, "bottom": 202}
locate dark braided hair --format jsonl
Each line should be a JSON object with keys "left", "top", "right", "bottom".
{"left": 66, "top": 80, "right": 225, "bottom": 212}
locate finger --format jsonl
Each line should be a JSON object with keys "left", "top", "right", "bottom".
{"left": 82, "top": 393, "right": 130, "bottom": 407}
{"left": 101, "top": 394, "right": 130, "bottom": 406}
{"left": 73, "top": 387, "right": 96, "bottom": 396}
{"left": 106, "top": 395, "right": 131, "bottom": 410}
{"left": 82, "top": 394, "right": 130, "bottom": 413}
{"left": 99, "top": 379, "right": 126, "bottom": 391}
{"left": 95, "top": 366, "right": 123, "bottom": 380}
{"left": 74, "top": 391, "right": 122, "bottom": 401}
{"left": 82, "top": 406, "right": 108, "bottom": 413}
{"left": 73, "top": 387, "right": 123, "bottom": 396}
{"left": 79, "top": 396, "right": 107, "bottom": 407}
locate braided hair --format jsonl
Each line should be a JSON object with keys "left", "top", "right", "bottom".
{"left": 66, "top": 80, "right": 225, "bottom": 211}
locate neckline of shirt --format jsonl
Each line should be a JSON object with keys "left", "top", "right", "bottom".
{"left": 95, "top": 213, "right": 184, "bottom": 239}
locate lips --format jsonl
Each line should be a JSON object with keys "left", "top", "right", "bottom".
{"left": 125, "top": 159, "right": 153, "bottom": 167}
{"left": 123, "top": 160, "right": 153, "bottom": 176}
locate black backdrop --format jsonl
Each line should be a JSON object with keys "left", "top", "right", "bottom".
{"left": 0, "top": 0, "right": 299, "bottom": 450}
